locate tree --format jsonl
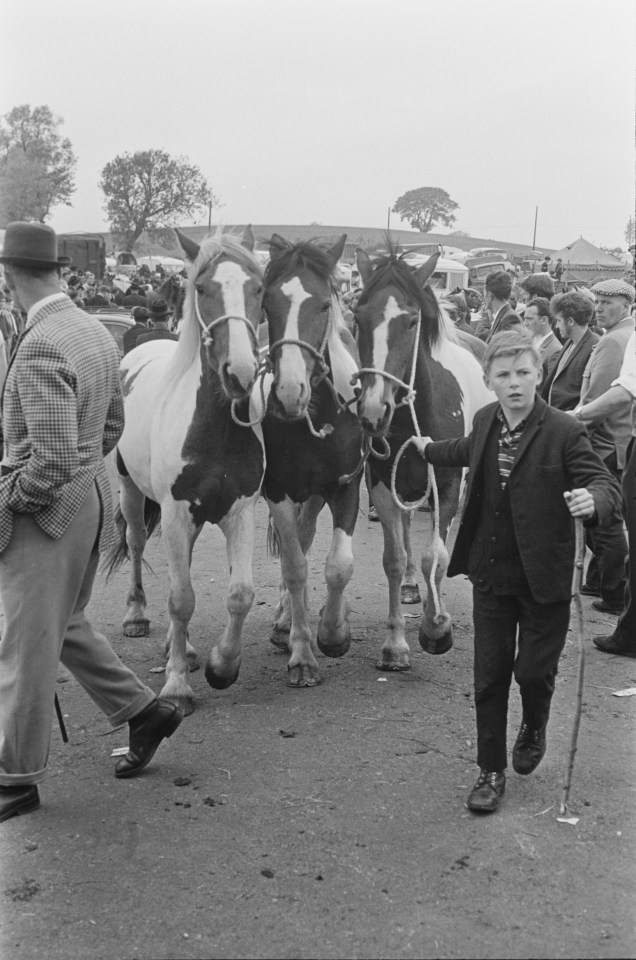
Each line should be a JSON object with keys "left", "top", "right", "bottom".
{"left": 392, "top": 187, "right": 459, "bottom": 233}
{"left": 625, "top": 215, "right": 635, "bottom": 248}
{"left": 0, "top": 104, "right": 76, "bottom": 224}
{"left": 100, "top": 149, "right": 218, "bottom": 251}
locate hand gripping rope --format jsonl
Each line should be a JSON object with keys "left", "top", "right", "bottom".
{"left": 349, "top": 309, "right": 444, "bottom": 618}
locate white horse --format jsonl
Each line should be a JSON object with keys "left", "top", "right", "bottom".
{"left": 106, "top": 227, "right": 265, "bottom": 715}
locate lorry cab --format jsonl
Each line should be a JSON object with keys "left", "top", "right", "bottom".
{"left": 402, "top": 253, "right": 470, "bottom": 294}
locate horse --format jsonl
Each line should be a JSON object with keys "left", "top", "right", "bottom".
{"left": 105, "top": 226, "right": 265, "bottom": 715}
{"left": 353, "top": 243, "right": 494, "bottom": 670}
{"left": 253, "top": 234, "right": 363, "bottom": 687}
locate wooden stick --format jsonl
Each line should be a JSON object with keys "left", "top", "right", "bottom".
{"left": 560, "top": 518, "right": 585, "bottom": 816}
{"left": 54, "top": 692, "right": 69, "bottom": 744}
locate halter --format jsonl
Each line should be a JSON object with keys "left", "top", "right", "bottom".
{"left": 194, "top": 290, "right": 262, "bottom": 428}
{"left": 349, "top": 308, "right": 444, "bottom": 618}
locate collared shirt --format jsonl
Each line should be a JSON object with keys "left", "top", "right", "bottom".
{"left": 496, "top": 407, "right": 529, "bottom": 488}
{"left": 612, "top": 330, "right": 636, "bottom": 399}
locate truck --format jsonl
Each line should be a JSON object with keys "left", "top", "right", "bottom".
{"left": 56, "top": 232, "right": 106, "bottom": 280}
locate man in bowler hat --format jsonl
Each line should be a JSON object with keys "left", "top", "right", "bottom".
{"left": 137, "top": 298, "right": 178, "bottom": 345}
{"left": 0, "top": 222, "right": 183, "bottom": 823}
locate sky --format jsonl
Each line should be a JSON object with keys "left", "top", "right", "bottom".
{"left": 2, "top": 0, "right": 634, "bottom": 251}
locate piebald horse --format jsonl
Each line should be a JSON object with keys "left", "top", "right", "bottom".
{"left": 254, "top": 234, "right": 363, "bottom": 686}
{"left": 354, "top": 244, "right": 493, "bottom": 669}
{"left": 106, "top": 227, "right": 265, "bottom": 715}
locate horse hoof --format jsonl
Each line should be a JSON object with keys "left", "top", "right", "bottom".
{"left": 270, "top": 629, "right": 291, "bottom": 651}
{"left": 123, "top": 620, "right": 150, "bottom": 638}
{"left": 204, "top": 660, "right": 239, "bottom": 690}
{"left": 375, "top": 659, "right": 411, "bottom": 672}
{"left": 419, "top": 625, "right": 453, "bottom": 655}
{"left": 400, "top": 584, "right": 422, "bottom": 605}
{"left": 317, "top": 629, "right": 351, "bottom": 659}
{"left": 286, "top": 665, "right": 322, "bottom": 687}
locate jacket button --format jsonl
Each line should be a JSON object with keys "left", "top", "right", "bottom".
{"left": 490, "top": 536, "right": 497, "bottom": 543}
{"left": 494, "top": 511, "right": 501, "bottom": 518}
{"left": 489, "top": 558, "right": 496, "bottom": 566}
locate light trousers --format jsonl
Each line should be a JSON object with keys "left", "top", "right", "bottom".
{"left": 0, "top": 482, "right": 155, "bottom": 786}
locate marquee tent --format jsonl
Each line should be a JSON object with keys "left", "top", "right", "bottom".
{"left": 551, "top": 237, "right": 625, "bottom": 283}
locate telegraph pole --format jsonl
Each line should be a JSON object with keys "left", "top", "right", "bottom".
{"left": 532, "top": 206, "right": 538, "bottom": 251}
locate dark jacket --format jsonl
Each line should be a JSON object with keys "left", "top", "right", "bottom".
{"left": 541, "top": 327, "right": 599, "bottom": 410}
{"left": 475, "top": 303, "right": 522, "bottom": 342}
{"left": 122, "top": 323, "right": 149, "bottom": 355}
{"left": 136, "top": 328, "right": 178, "bottom": 346}
{"left": 425, "top": 397, "right": 621, "bottom": 604}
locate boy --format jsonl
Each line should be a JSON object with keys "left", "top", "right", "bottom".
{"left": 421, "top": 330, "right": 621, "bottom": 813}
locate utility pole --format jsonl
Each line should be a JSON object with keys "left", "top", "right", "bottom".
{"left": 532, "top": 206, "right": 538, "bottom": 251}
{"left": 208, "top": 200, "right": 212, "bottom": 230}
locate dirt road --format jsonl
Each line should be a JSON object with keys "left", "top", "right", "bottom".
{"left": 1, "top": 498, "right": 635, "bottom": 959}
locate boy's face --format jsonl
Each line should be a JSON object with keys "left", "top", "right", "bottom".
{"left": 484, "top": 350, "right": 542, "bottom": 420}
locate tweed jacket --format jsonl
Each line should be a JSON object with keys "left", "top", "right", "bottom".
{"left": 580, "top": 318, "right": 635, "bottom": 468}
{"left": 425, "top": 397, "right": 621, "bottom": 604}
{"left": 0, "top": 296, "right": 124, "bottom": 554}
{"left": 541, "top": 327, "right": 599, "bottom": 410}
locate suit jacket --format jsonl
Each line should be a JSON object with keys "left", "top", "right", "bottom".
{"left": 136, "top": 328, "right": 178, "bottom": 346}
{"left": 0, "top": 296, "right": 124, "bottom": 554}
{"left": 580, "top": 318, "right": 635, "bottom": 467}
{"left": 538, "top": 331, "right": 562, "bottom": 365}
{"left": 425, "top": 397, "right": 621, "bottom": 603}
{"left": 475, "top": 303, "right": 522, "bottom": 342}
{"left": 541, "top": 327, "right": 599, "bottom": 410}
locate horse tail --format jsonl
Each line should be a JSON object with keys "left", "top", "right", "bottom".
{"left": 101, "top": 497, "right": 162, "bottom": 578}
{"left": 266, "top": 514, "right": 280, "bottom": 558}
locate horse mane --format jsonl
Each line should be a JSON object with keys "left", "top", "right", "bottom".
{"left": 357, "top": 239, "right": 452, "bottom": 349}
{"left": 164, "top": 228, "right": 263, "bottom": 389}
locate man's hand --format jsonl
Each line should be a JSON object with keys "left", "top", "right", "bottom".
{"left": 413, "top": 436, "right": 433, "bottom": 459}
{"left": 564, "top": 488, "right": 595, "bottom": 519}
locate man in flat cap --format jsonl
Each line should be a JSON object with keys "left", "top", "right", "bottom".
{"left": 0, "top": 222, "right": 183, "bottom": 823}
{"left": 572, "top": 279, "right": 636, "bottom": 613}
{"left": 122, "top": 304, "right": 151, "bottom": 354}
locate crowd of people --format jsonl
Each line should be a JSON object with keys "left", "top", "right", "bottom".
{"left": 0, "top": 221, "right": 634, "bottom": 824}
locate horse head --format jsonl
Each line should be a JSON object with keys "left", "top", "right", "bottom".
{"left": 263, "top": 234, "right": 346, "bottom": 420}
{"left": 354, "top": 247, "right": 441, "bottom": 437}
{"left": 176, "top": 226, "right": 262, "bottom": 399}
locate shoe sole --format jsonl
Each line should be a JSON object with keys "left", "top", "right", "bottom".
{"left": 0, "top": 795, "right": 41, "bottom": 823}
{"left": 115, "top": 709, "right": 183, "bottom": 779}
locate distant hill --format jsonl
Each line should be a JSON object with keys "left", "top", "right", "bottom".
{"left": 100, "top": 223, "right": 554, "bottom": 262}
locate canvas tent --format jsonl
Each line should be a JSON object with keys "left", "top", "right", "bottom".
{"left": 551, "top": 237, "right": 625, "bottom": 283}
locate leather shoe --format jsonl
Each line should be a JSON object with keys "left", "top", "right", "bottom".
{"left": 465, "top": 769, "right": 505, "bottom": 813}
{"left": 115, "top": 699, "right": 183, "bottom": 779}
{"left": 591, "top": 599, "right": 623, "bottom": 616}
{"left": 0, "top": 785, "right": 40, "bottom": 823}
{"left": 580, "top": 584, "right": 600, "bottom": 597}
{"left": 593, "top": 635, "right": 636, "bottom": 658}
{"left": 512, "top": 723, "right": 546, "bottom": 775}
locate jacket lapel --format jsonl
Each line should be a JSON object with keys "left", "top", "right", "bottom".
{"left": 507, "top": 398, "right": 546, "bottom": 476}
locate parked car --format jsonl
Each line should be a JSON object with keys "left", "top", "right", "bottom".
{"left": 92, "top": 312, "right": 135, "bottom": 357}
{"left": 465, "top": 257, "right": 516, "bottom": 293}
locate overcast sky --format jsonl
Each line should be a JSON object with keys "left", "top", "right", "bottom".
{"left": 2, "top": 0, "right": 634, "bottom": 250}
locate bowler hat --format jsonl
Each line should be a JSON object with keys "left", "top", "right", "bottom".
{"left": 148, "top": 298, "right": 171, "bottom": 319}
{"left": 0, "top": 221, "right": 71, "bottom": 269}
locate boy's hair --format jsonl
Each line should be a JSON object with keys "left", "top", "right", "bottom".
{"left": 485, "top": 270, "right": 513, "bottom": 301}
{"left": 550, "top": 291, "right": 594, "bottom": 326}
{"left": 526, "top": 297, "right": 551, "bottom": 319}
{"left": 483, "top": 330, "right": 541, "bottom": 373}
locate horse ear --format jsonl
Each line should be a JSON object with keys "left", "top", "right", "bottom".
{"left": 269, "top": 234, "right": 289, "bottom": 260}
{"left": 413, "top": 251, "right": 441, "bottom": 288}
{"left": 176, "top": 229, "right": 200, "bottom": 263}
{"left": 326, "top": 234, "right": 347, "bottom": 266}
{"left": 356, "top": 248, "right": 374, "bottom": 287}
{"left": 241, "top": 224, "right": 255, "bottom": 252}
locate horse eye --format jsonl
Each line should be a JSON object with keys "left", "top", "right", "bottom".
{"left": 321, "top": 302, "right": 330, "bottom": 313}
{"left": 408, "top": 317, "right": 418, "bottom": 329}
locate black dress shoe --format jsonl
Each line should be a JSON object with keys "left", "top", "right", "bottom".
{"left": 591, "top": 599, "right": 623, "bottom": 616}
{"left": 465, "top": 769, "right": 505, "bottom": 813}
{"left": 593, "top": 635, "right": 636, "bottom": 658}
{"left": 580, "top": 584, "right": 600, "bottom": 597}
{"left": 0, "top": 785, "right": 40, "bottom": 823}
{"left": 115, "top": 699, "right": 183, "bottom": 779}
{"left": 512, "top": 723, "right": 546, "bottom": 775}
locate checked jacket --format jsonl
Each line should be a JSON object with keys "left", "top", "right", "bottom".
{"left": 0, "top": 295, "right": 124, "bottom": 554}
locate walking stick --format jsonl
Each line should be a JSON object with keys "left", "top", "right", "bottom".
{"left": 560, "top": 517, "right": 585, "bottom": 816}
{"left": 54, "top": 692, "right": 69, "bottom": 744}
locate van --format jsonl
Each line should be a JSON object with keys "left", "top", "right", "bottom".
{"left": 403, "top": 254, "right": 469, "bottom": 294}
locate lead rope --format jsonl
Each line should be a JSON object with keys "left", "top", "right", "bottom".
{"left": 351, "top": 309, "right": 443, "bottom": 617}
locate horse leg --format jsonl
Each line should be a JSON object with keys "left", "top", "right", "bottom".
{"left": 268, "top": 497, "right": 321, "bottom": 687}
{"left": 271, "top": 497, "right": 320, "bottom": 645}
{"left": 400, "top": 510, "right": 422, "bottom": 605}
{"left": 158, "top": 503, "right": 201, "bottom": 716}
{"left": 317, "top": 481, "right": 359, "bottom": 659}
{"left": 373, "top": 481, "right": 411, "bottom": 671}
{"left": 119, "top": 476, "right": 150, "bottom": 637}
{"left": 205, "top": 498, "right": 258, "bottom": 690}
{"left": 418, "top": 480, "right": 460, "bottom": 656}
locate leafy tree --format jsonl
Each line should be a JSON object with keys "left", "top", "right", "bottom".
{"left": 392, "top": 187, "right": 459, "bottom": 233}
{"left": 0, "top": 104, "right": 76, "bottom": 223}
{"left": 625, "top": 215, "right": 635, "bottom": 248}
{"left": 100, "top": 149, "right": 218, "bottom": 251}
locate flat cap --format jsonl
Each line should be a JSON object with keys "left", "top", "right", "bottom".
{"left": 591, "top": 279, "right": 635, "bottom": 304}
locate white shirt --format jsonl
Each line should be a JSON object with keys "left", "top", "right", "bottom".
{"left": 612, "top": 330, "right": 636, "bottom": 399}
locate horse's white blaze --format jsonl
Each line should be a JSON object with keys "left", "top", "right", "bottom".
{"left": 364, "top": 296, "right": 403, "bottom": 423}
{"left": 215, "top": 260, "right": 257, "bottom": 387}
{"left": 276, "top": 276, "right": 312, "bottom": 412}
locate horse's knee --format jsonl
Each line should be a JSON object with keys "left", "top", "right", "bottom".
{"left": 227, "top": 582, "right": 255, "bottom": 618}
